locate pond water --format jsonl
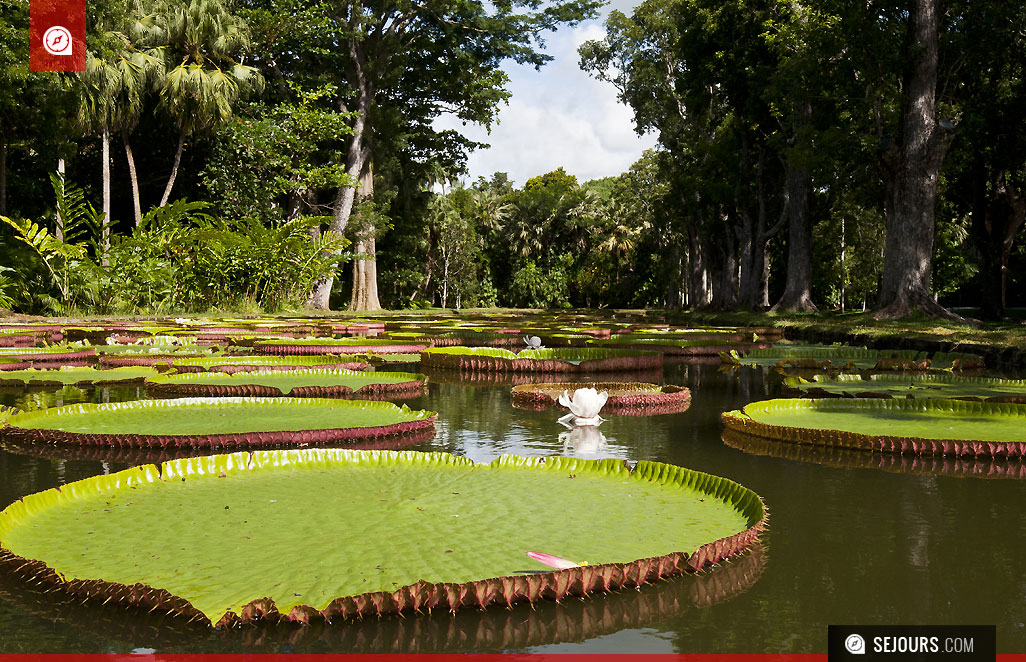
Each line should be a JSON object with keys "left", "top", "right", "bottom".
{"left": 1, "top": 361, "right": 1025, "bottom": 654}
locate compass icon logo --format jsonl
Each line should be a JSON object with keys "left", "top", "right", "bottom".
{"left": 43, "top": 26, "right": 73, "bottom": 56}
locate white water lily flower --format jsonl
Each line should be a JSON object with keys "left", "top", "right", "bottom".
{"left": 523, "top": 335, "right": 543, "bottom": 349}
{"left": 557, "top": 387, "right": 608, "bottom": 426}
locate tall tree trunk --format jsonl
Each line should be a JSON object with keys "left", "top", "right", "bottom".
{"left": 308, "top": 40, "right": 374, "bottom": 310}
{"left": 160, "top": 133, "right": 185, "bottom": 208}
{"left": 772, "top": 162, "right": 817, "bottom": 311}
{"left": 101, "top": 125, "right": 111, "bottom": 266}
{"left": 349, "top": 162, "right": 382, "bottom": 311}
{"left": 874, "top": 0, "right": 957, "bottom": 319}
{"left": 709, "top": 213, "right": 739, "bottom": 310}
{"left": 123, "top": 129, "right": 142, "bottom": 227}
{"left": 686, "top": 206, "right": 710, "bottom": 309}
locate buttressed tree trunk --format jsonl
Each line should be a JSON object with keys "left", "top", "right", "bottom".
{"left": 874, "top": 0, "right": 957, "bottom": 319}
{"left": 349, "top": 162, "right": 382, "bottom": 311}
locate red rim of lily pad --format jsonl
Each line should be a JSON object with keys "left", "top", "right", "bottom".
{"left": 0, "top": 450, "right": 767, "bottom": 627}
{"left": 1, "top": 397, "right": 437, "bottom": 450}
{"left": 98, "top": 354, "right": 207, "bottom": 368}
{"left": 253, "top": 340, "right": 430, "bottom": 355}
{"left": 511, "top": 382, "right": 691, "bottom": 415}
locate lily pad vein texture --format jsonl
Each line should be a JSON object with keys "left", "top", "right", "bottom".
{"left": 1, "top": 397, "right": 437, "bottom": 448}
{"left": 0, "top": 449, "right": 766, "bottom": 626}
{"left": 722, "top": 397, "right": 1026, "bottom": 457}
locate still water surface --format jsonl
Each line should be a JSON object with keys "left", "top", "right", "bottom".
{"left": 1, "top": 362, "right": 1024, "bottom": 653}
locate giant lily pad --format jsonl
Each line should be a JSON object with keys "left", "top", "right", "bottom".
{"left": 722, "top": 398, "right": 1026, "bottom": 457}
{"left": 783, "top": 373, "right": 1026, "bottom": 402}
{"left": 146, "top": 369, "right": 427, "bottom": 398}
{"left": 0, "top": 449, "right": 765, "bottom": 626}
{"left": 1, "top": 397, "right": 436, "bottom": 449}
{"left": 0, "top": 366, "right": 158, "bottom": 386}
{"left": 170, "top": 355, "right": 368, "bottom": 374}
{"left": 421, "top": 346, "right": 662, "bottom": 372}
{"left": 511, "top": 382, "right": 691, "bottom": 415}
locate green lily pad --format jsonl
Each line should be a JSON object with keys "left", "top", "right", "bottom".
{"left": 0, "top": 449, "right": 765, "bottom": 626}
{"left": 722, "top": 397, "right": 1026, "bottom": 457}
{"left": 2, "top": 397, "right": 437, "bottom": 448}
{"left": 784, "top": 373, "right": 1026, "bottom": 402}
{"left": 146, "top": 368, "right": 427, "bottom": 398}
{"left": 0, "top": 366, "right": 158, "bottom": 386}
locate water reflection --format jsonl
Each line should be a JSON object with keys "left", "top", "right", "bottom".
{"left": 560, "top": 426, "right": 615, "bottom": 457}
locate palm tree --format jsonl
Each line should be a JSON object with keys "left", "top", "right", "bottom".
{"left": 141, "top": 0, "right": 263, "bottom": 206}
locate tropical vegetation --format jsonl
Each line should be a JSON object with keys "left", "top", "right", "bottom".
{"left": 2, "top": 0, "right": 1024, "bottom": 320}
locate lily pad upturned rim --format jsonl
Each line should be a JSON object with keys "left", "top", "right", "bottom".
{"left": 145, "top": 368, "right": 428, "bottom": 398}
{"left": 1, "top": 397, "right": 437, "bottom": 449}
{"left": 721, "top": 397, "right": 1026, "bottom": 458}
{"left": 511, "top": 382, "right": 691, "bottom": 414}
{"left": 0, "top": 449, "right": 766, "bottom": 627}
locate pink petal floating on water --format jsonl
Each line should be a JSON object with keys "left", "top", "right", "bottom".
{"left": 526, "top": 551, "right": 580, "bottom": 569}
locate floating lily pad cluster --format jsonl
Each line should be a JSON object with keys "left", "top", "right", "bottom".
{"left": 0, "top": 449, "right": 766, "bottom": 626}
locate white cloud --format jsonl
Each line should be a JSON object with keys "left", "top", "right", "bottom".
{"left": 433, "top": 13, "right": 657, "bottom": 188}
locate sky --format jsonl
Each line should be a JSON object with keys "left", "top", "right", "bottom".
{"left": 432, "top": 0, "right": 658, "bottom": 188}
